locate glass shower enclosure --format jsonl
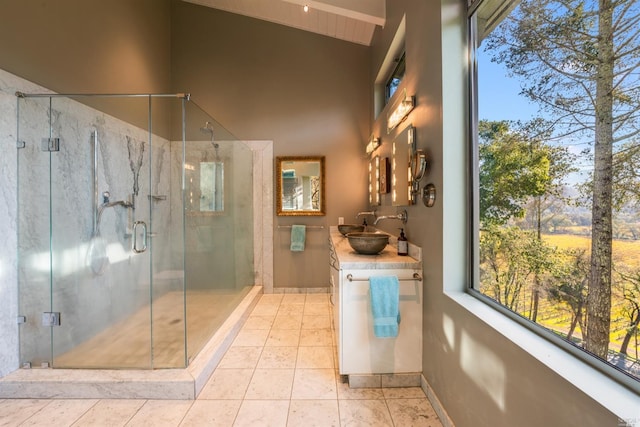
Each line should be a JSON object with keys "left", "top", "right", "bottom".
{"left": 16, "top": 93, "right": 254, "bottom": 369}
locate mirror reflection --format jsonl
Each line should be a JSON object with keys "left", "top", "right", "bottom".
{"left": 186, "top": 159, "right": 225, "bottom": 214}
{"left": 276, "top": 156, "right": 325, "bottom": 216}
{"left": 200, "top": 162, "right": 224, "bottom": 212}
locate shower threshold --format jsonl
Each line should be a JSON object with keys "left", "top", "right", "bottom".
{"left": 0, "top": 287, "right": 262, "bottom": 400}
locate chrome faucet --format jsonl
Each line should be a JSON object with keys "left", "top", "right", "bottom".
{"left": 356, "top": 210, "right": 376, "bottom": 219}
{"left": 356, "top": 210, "right": 376, "bottom": 226}
{"left": 373, "top": 209, "right": 408, "bottom": 225}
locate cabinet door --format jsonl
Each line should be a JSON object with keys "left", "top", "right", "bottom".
{"left": 340, "top": 269, "right": 422, "bottom": 375}
{"left": 330, "top": 265, "right": 340, "bottom": 334}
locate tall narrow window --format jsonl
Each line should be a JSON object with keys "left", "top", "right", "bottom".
{"left": 385, "top": 52, "right": 406, "bottom": 103}
{"left": 470, "top": 0, "right": 640, "bottom": 388}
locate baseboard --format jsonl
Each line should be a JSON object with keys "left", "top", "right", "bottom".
{"left": 272, "top": 287, "right": 330, "bottom": 294}
{"left": 421, "top": 374, "right": 455, "bottom": 427}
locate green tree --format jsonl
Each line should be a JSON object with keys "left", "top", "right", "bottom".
{"left": 479, "top": 120, "right": 552, "bottom": 226}
{"left": 612, "top": 141, "right": 640, "bottom": 210}
{"left": 479, "top": 119, "right": 576, "bottom": 320}
{"left": 484, "top": 0, "right": 640, "bottom": 358}
{"left": 547, "top": 249, "right": 590, "bottom": 340}
{"left": 614, "top": 267, "right": 640, "bottom": 355}
{"left": 480, "top": 225, "right": 557, "bottom": 313}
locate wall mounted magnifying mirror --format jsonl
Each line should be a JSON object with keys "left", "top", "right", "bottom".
{"left": 410, "top": 149, "right": 428, "bottom": 204}
{"left": 276, "top": 156, "right": 325, "bottom": 216}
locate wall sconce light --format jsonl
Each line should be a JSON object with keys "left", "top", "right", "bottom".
{"left": 366, "top": 136, "right": 381, "bottom": 155}
{"left": 369, "top": 156, "right": 380, "bottom": 206}
{"left": 387, "top": 89, "right": 415, "bottom": 133}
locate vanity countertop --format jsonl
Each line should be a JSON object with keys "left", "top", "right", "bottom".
{"left": 329, "top": 226, "right": 422, "bottom": 270}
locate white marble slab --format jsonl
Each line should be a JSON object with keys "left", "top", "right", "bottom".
{"left": 329, "top": 226, "right": 422, "bottom": 270}
{"left": 0, "top": 286, "right": 262, "bottom": 400}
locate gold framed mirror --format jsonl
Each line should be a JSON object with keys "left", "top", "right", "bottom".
{"left": 276, "top": 156, "right": 325, "bottom": 216}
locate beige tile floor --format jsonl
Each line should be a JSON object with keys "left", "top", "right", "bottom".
{"left": 0, "top": 293, "right": 443, "bottom": 426}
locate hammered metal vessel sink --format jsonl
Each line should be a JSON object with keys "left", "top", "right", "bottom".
{"left": 338, "top": 224, "right": 365, "bottom": 236}
{"left": 346, "top": 232, "right": 389, "bottom": 255}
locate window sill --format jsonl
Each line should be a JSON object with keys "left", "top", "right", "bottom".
{"left": 445, "top": 290, "right": 640, "bottom": 423}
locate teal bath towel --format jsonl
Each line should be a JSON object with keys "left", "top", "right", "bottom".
{"left": 369, "top": 276, "right": 400, "bottom": 338}
{"left": 290, "top": 224, "right": 306, "bottom": 252}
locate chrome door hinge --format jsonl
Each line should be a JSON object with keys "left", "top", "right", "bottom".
{"left": 41, "top": 137, "right": 60, "bottom": 152}
{"left": 42, "top": 312, "right": 61, "bottom": 327}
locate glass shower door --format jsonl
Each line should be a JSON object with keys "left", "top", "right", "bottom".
{"left": 17, "top": 95, "right": 156, "bottom": 369}
{"left": 52, "top": 95, "right": 154, "bottom": 369}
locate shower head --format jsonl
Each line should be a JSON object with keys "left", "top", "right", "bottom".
{"left": 200, "top": 121, "right": 218, "bottom": 147}
{"left": 200, "top": 121, "right": 219, "bottom": 154}
{"left": 200, "top": 121, "right": 214, "bottom": 135}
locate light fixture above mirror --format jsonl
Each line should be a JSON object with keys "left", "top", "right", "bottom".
{"left": 387, "top": 88, "right": 415, "bottom": 133}
{"left": 366, "top": 135, "right": 381, "bottom": 155}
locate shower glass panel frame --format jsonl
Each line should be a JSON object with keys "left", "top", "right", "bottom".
{"left": 16, "top": 92, "right": 254, "bottom": 370}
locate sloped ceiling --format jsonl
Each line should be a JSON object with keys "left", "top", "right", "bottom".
{"left": 182, "top": 0, "right": 385, "bottom": 45}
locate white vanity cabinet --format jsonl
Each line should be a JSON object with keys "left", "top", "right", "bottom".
{"left": 329, "top": 227, "right": 423, "bottom": 376}
{"left": 339, "top": 268, "right": 422, "bottom": 374}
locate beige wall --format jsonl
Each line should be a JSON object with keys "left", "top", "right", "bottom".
{"left": 0, "top": 0, "right": 173, "bottom": 134}
{"left": 369, "top": 1, "right": 622, "bottom": 426}
{"left": 171, "top": 1, "right": 371, "bottom": 289}
{"left": 0, "top": 1, "right": 629, "bottom": 424}
{"left": 0, "top": 0, "right": 172, "bottom": 94}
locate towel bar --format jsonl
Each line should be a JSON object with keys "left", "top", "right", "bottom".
{"left": 346, "top": 273, "right": 422, "bottom": 282}
{"left": 277, "top": 225, "right": 325, "bottom": 229}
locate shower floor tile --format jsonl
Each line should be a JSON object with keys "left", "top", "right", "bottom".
{"left": 54, "top": 290, "right": 248, "bottom": 369}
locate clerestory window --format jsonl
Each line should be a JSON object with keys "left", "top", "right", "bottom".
{"left": 469, "top": 0, "right": 640, "bottom": 390}
{"left": 385, "top": 51, "right": 406, "bottom": 104}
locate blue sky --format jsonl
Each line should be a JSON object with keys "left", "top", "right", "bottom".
{"left": 477, "top": 51, "right": 539, "bottom": 122}
{"left": 477, "top": 48, "right": 593, "bottom": 182}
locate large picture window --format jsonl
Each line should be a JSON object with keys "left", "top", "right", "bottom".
{"left": 470, "top": 0, "right": 640, "bottom": 387}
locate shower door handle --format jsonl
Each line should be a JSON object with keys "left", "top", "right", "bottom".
{"left": 132, "top": 221, "right": 148, "bottom": 253}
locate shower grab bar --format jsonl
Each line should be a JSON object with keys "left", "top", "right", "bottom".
{"left": 277, "top": 225, "right": 325, "bottom": 229}
{"left": 346, "top": 273, "right": 422, "bottom": 282}
{"left": 92, "top": 130, "right": 99, "bottom": 235}
{"left": 132, "top": 221, "right": 147, "bottom": 253}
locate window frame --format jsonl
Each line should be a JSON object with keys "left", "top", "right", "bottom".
{"left": 466, "top": 0, "right": 640, "bottom": 395}
{"left": 384, "top": 51, "right": 406, "bottom": 105}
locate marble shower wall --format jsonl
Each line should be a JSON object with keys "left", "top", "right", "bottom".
{"left": 0, "top": 69, "right": 32, "bottom": 376}
{"left": 170, "top": 140, "right": 254, "bottom": 291}
{"left": 0, "top": 68, "right": 176, "bottom": 371}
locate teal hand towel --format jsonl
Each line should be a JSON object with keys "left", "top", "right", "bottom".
{"left": 369, "top": 276, "right": 400, "bottom": 338}
{"left": 290, "top": 224, "right": 306, "bottom": 252}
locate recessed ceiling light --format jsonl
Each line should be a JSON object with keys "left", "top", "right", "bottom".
{"left": 303, "top": 5, "right": 309, "bottom": 12}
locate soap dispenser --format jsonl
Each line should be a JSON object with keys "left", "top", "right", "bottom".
{"left": 397, "top": 228, "right": 408, "bottom": 256}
